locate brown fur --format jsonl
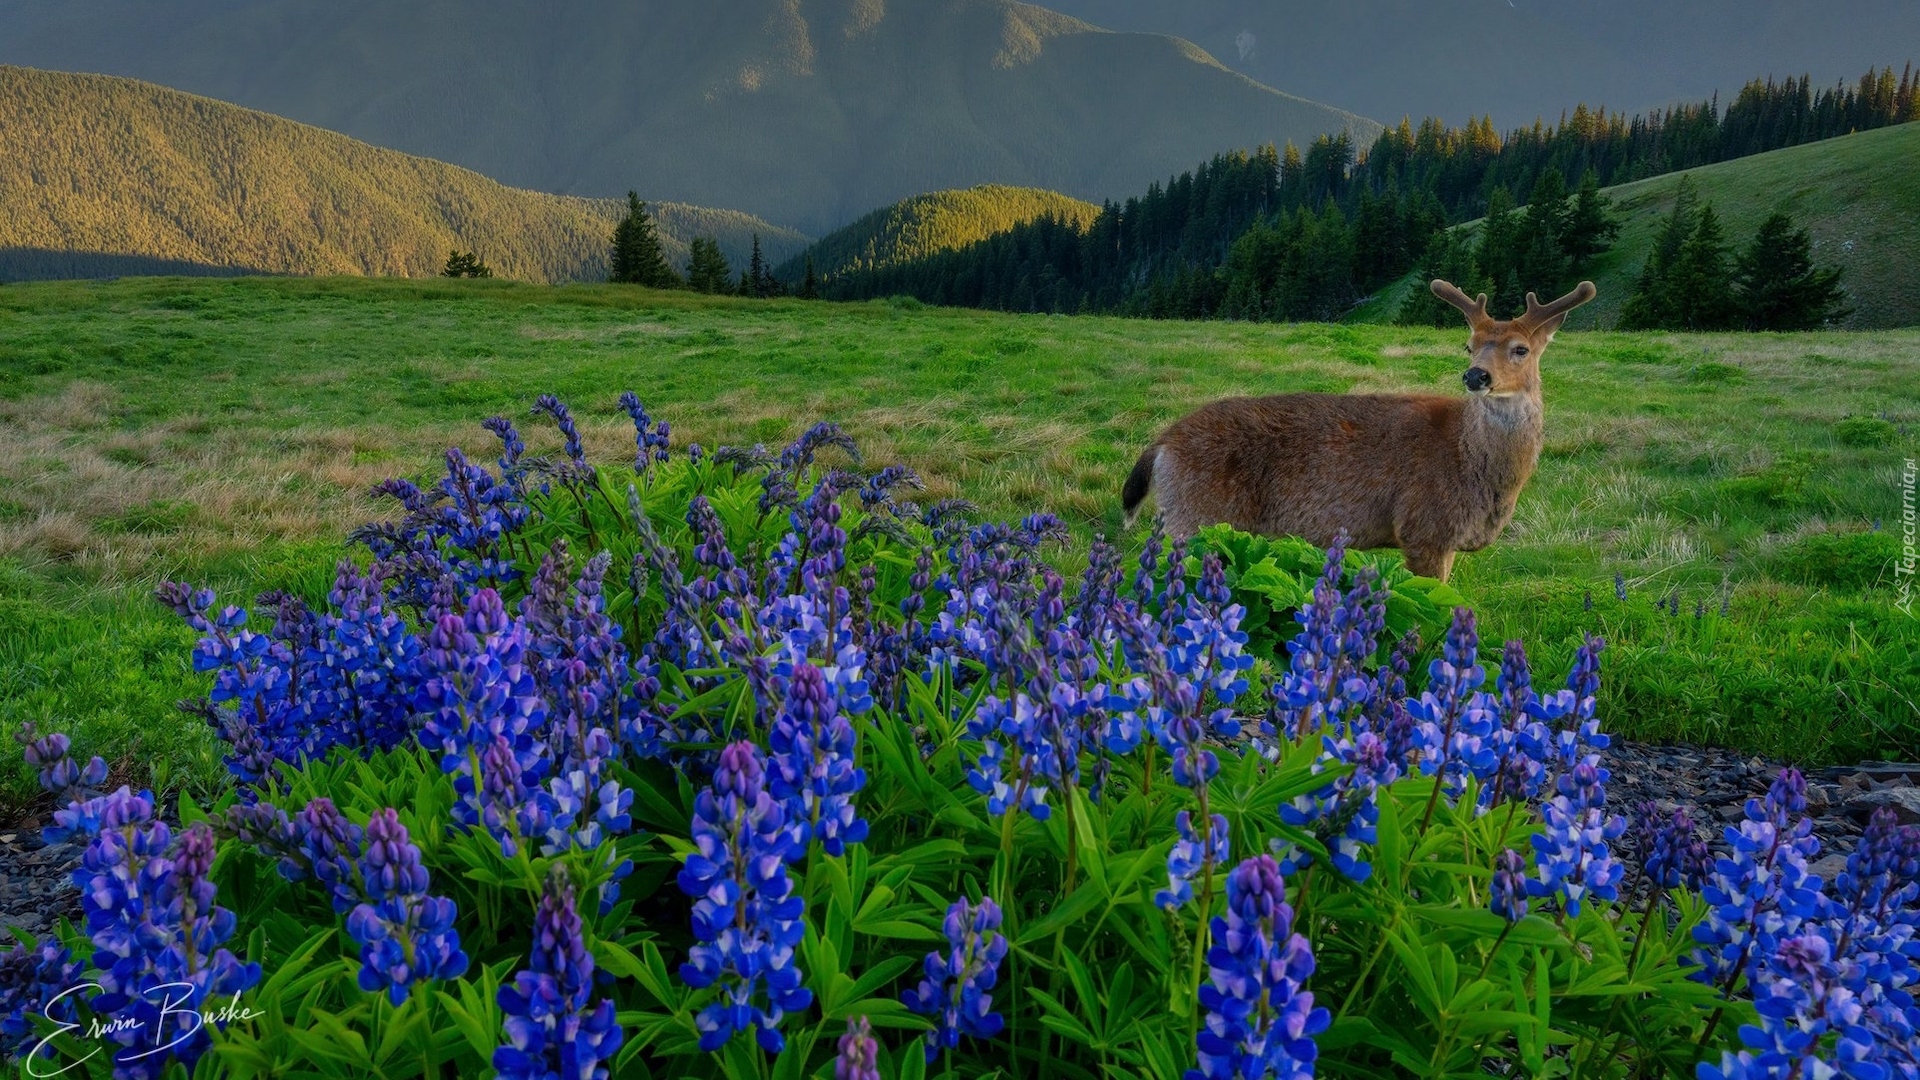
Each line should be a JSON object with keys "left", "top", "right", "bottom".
{"left": 1121, "top": 279, "right": 1596, "bottom": 581}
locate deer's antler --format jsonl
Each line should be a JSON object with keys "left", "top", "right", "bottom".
{"left": 1518, "top": 281, "right": 1597, "bottom": 327}
{"left": 1430, "top": 279, "right": 1489, "bottom": 325}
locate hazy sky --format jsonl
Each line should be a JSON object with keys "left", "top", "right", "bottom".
{"left": 1042, "top": 1, "right": 1920, "bottom": 129}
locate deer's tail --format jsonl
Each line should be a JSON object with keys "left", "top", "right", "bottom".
{"left": 1121, "top": 445, "right": 1158, "bottom": 524}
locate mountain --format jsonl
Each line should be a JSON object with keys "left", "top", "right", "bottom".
{"left": 0, "top": 67, "right": 807, "bottom": 284}
{"left": 1039, "top": 1, "right": 1919, "bottom": 132}
{"left": 0, "top": 0, "right": 1380, "bottom": 235}
{"left": 777, "top": 185, "right": 1099, "bottom": 281}
{"left": 1351, "top": 122, "right": 1920, "bottom": 330}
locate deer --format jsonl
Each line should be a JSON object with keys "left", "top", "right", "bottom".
{"left": 1119, "top": 279, "right": 1597, "bottom": 582}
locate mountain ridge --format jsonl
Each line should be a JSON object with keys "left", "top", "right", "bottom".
{"left": 0, "top": 66, "right": 808, "bottom": 284}
{"left": 0, "top": 0, "right": 1380, "bottom": 234}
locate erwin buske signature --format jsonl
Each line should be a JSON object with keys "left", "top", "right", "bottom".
{"left": 21, "top": 983, "right": 261, "bottom": 1078}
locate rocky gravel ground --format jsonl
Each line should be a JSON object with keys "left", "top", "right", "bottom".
{"left": 3, "top": 744, "right": 1916, "bottom": 941}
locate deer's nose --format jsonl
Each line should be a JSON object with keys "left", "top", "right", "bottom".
{"left": 1463, "top": 368, "right": 1492, "bottom": 393}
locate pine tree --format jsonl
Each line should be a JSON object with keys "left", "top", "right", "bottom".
{"left": 441, "top": 249, "right": 492, "bottom": 278}
{"left": 685, "top": 237, "right": 731, "bottom": 294}
{"left": 1732, "top": 212, "right": 1851, "bottom": 329}
{"left": 1397, "top": 229, "right": 1492, "bottom": 327}
{"left": 741, "top": 234, "right": 774, "bottom": 298}
{"left": 1558, "top": 169, "right": 1621, "bottom": 271}
{"left": 800, "top": 255, "right": 820, "bottom": 300}
{"left": 1475, "top": 186, "right": 1525, "bottom": 316}
{"left": 1669, "top": 204, "right": 1735, "bottom": 330}
{"left": 1515, "top": 167, "right": 1571, "bottom": 295}
{"left": 609, "top": 192, "right": 679, "bottom": 287}
{"left": 1619, "top": 178, "right": 1699, "bottom": 329}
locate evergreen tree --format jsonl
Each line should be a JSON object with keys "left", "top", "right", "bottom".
{"left": 1619, "top": 178, "right": 1699, "bottom": 329}
{"left": 609, "top": 192, "right": 679, "bottom": 287}
{"left": 1397, "top": 229, "right": 1492, "bottom": 327}
{"left": 1732, "top": 211, "right": 1851, "bottom": 329}
{"left": 441, "top": 249, "right": 492, "bottom": 278}
{"left": 685, "top": 237, "right": 731, "bottom": 294}
{"left": 1669, "top": 203, "right": 1736, "bottom": 330}
{"left": 1559, "top": 169, "right": 1622, "bottom": 271}
{"left": 1511, "top": 167, "right": 1571, "bottom": 291}
{"left": 739, "top": 234, "right": 782, "bottom": 298}
{"left": 1475, "top": 186, "right": 1525, "bottom": 316}
{"left": 800, "top": 255, "right": 820, "bottom": 300}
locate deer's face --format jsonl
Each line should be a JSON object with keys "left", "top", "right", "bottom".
{"left": 1463, "top": 322, "right": 1547, "bottom": 398}
{"left": 1430, "top": 279, "right": 1598, "bottom": 401}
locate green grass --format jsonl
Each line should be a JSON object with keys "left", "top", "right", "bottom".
{"left": 1, "top": 276, "right": 1916, "bottom": 811}
{"left": 1356, "top": 122, "right": 1920, "bottom": 330}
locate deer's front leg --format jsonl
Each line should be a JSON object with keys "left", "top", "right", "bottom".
{"left": 1403, "top": 547, "right": 1455, "bottom": 583}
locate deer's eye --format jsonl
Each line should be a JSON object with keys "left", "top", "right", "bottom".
{"left": 1511, "top": 345, "right": 1530, "bottom": 359}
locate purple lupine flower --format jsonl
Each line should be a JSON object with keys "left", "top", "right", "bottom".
{"left": 902, "top": 897, "right": 1008, "bottom": 1062}
{"left": 345, "top": 809, "right": 469, "bottom": 1005}
{"left": 1637, "top": 803, "right": 1711, "bottom": 893}
{"left": 835, "top": 1016, "right": 882, "bottom": 1080}
{"left": 1158, "top": 810, "right": 1231, "bottom": 909}
{"left": 292, "top": 796, "right": 365, "bottom": 913}
{"left": 1190, "top": 855, "right": 1329, "bottom": 1080}
{"left": 495, "top": 865, "right": 623, "bottom": 1080}
{"left": 16, "top": 724, "right": 108, "bottom": 805}
{"left": 76, "top": 793, "right": 261, "bottom": 1080}
{"left": 858, "top": 465, "right": 922, "bottom": 509}
{"left": 1525, "top": 761, "right": 1626, "bottom": 917}
{"left": 1692, "top": 768, "right": 1824, "bottom": 991}
{"left": 482, "top": 414, "right": 526, "bottom": 479}
{"left": 0, "top": 934, "right": 84, "bottom": 1062}
{"left": 533, "top": 394, "right": 588, "bottom": 469}
{"left": 1492, "top": 848, "right": 1529, "bottom": 923}
{"left": 768, "top": 663, "right": 869, "bottom": 856}
{"left": 678, "top": 742, "right": 811, "bottom": 1053}
{"left": 1481, "top": 640, "right": 1550, "bottom": 810}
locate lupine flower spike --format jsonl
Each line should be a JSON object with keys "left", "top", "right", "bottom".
{"left": 903, "top": 897, "right": 1008, "bottom": 1062}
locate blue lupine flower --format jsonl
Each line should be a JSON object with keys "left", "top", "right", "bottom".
{"left": 902, "top": 897, "right": 1008, "bottom": 1062}
{"left": 345, "top": 808, "right": 469, "bottom": 1005}
{"left": 1410, "top": 607, "right": 1498, "bottom": 792}
{"left": 495, "top": 865, "right": 624, "bottom": 1080}
{"left": 1158, "top": 810, "right": 1231, "bottom": 909}
{"left": 835, "top": 1016, "right": 882, "bottom": 1080}
{"left": 1492, "top": 848, "right": 1529, "bottom": 923}
{"left": 1699, "top": 929, "right": 1879, "bottom": 1080}
{"left": 76, "top": 797, "right": 261, "bottom": 1080}
{"left": 1190, "top": 855, "right": 1329, "bottom": 1080}
{"left": 769, "top": 663, "right": 869, "bottom": 856}
{"left": 678, "top": 741, "right": 812, "bottom": 1053}
{"left": 0, "top": 934, "right": 84, "bottom": 1062}
{"left": 1692, "top": 768, "right": 1823, "bottom": 991}
{"left": 1526, "top": 761, "right": 1625, "bottom": 917}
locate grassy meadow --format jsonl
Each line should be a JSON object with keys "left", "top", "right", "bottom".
{"left": 1, "top": 275, "right": 1915, "bottom": 812}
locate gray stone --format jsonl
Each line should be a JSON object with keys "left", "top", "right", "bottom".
{"left": 1845, "top": 786, "right": 1920, "bottom": 825}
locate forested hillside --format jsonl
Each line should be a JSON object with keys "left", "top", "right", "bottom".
{"left": 0, "top": 0, "right": 1378, "bottom": 234}
{"left": 0, "top": 67, "right": 807, "bottom": 283}
{"left": 775, "top": 186, "right": 1098, "bottom": 282}
{"left": 821, "top": 67, "right": 1919, "bottom": 325}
